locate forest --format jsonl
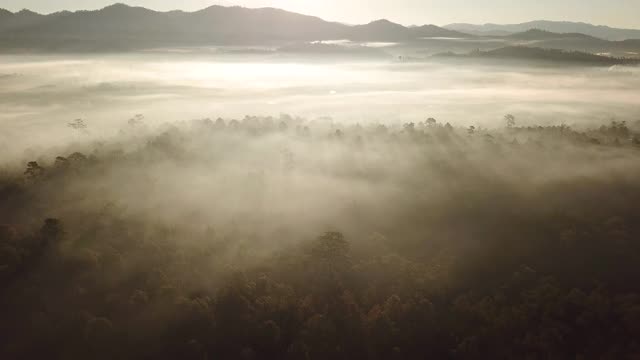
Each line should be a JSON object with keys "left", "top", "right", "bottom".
{"left": 1, "top": 115, "right": 640, "bottom": 359}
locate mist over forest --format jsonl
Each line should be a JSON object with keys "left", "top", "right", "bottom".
{"left": 2, "top": 2, "right": 640, "bottom": 360}
{"left": 2, "top": 53, "right": 639, "bottom": 159}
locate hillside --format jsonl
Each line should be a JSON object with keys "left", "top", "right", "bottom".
{"left": 445, "top": 20, "right": 640, "bottom": 41}
{"left": 505, "top": 29, "right": 600, "bottom": 41}
{"left": 348, "top": 19, "right": 467, "bottom": 41}
{"left": 435, "top": 46, "right": 640, "bottom": 65}
{"left": 2, "top": 116, "right": 640, "bottom": 359}
{"left": 0, "top": 3, "right": 469, "bottom": 51}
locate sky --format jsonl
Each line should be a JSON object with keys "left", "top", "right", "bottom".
{"left": 0, "top": 0, "right": 638, "bottom": 28}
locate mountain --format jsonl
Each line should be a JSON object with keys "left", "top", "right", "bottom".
{"left": 0, "top": 4, "right": 351, "bottom": 47}
{"left": 0, "top": 8, "right": 12, "bottom": 18}
{"left": 435, "top": 46, "right": 640, "bottom": 65}
{"left": 411, "top": 24, "right": 469, "bottom": 38}
{"left": 494, "top": 29, "right": 640, "bottom": 58}
{"left": 0, "top": 3, "right": 469, "bottom": 51}
{"left": 349, "top": 19, "right": 412, "bottom": 41}
{"left": 0, "top": 9, "right": 45, "bottom": 31}
{"left": 444, "top": 21, "right": 640, "bottom": 41}
{"left": 348, "top": 19, "right": 469, "bottom": 41}
{"left": 505, "top": 29, "right": 599, "bottom": 41}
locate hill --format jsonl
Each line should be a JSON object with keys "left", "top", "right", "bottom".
{"left": 435, "top": 46, "right": 640, "bottom": 65}
{"left": 2, "top": 116, "right": 640, "bottom": 359}
{"left": 349, "top": 19, "right": 413, "bottom": 41}
{"left": 444, "top": 20, "right": 640, "bottom": 41}
{"left": 505, "top": 29, "right": 600, "bottom": 41}
{"left": 348, "top": 19, "right": 467, "bottom": 41}
{"left": 411, "top": 24, "right": 469, "bottom": 38}
{"left": 0, "top": 3, "right": 469, "bottom": 51}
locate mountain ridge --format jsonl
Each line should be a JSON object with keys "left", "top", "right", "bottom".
{"left": 445, "top": 20, "right": 640, "bottom": 41}
{"left": 0, "top": 3, "right": 468, "bottom": 51}
{"left": 505, "top": 29, "right": 600, "bottom": 41}
{"left": 434, "top": 46, "right": 640, "bottom": 66}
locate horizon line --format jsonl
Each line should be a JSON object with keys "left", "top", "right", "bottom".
{"left": 1, "top": 2, "right": 639, "bottom": 31}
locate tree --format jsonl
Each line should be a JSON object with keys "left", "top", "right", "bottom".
{"left": 215, "top": 117, "right": 227, "bottom": 129}
{"left": 311, "top": 232, "right": 350, "bottom": 266}
{"left": 24, "top": 161, "right": 44, "bottom": 180}
{"left": 68, "top": 118, "right": 89, "bottom": 134}
{"left": 68, "top": 152, "right": 88, "bottom": 165}
{"left": 54, "top": 156, "right": 69, "bottom": 169}
{"left": 505, "top": 114, "right": 516, "bottom": 128}
{"left": 128, "top": 114, "right": 145, "bottom": 127}
{"left": 403, "top": 123, "right": 415, "bottom": 133}
{"left": 40, "top": 218, "right": 64, "bottom": 246}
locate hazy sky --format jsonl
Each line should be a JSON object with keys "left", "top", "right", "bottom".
{"left": 0, "top": 0, "right": 638, "bottom": 28}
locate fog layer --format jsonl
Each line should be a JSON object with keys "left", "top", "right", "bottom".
{"left": 2, "top": 49, "right": 640, "bottom": 359}
{"left": 2, "top": 53, "right": 639, "bottom": 159}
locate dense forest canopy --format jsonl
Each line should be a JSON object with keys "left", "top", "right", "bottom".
{"left": 2, "top": 115, "right": 640, "bottom": 359}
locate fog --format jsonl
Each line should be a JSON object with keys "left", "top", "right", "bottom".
{"left": 2, "top": 53, "right": 640, "bottom": 159}
{"left": 2, "top": 52, "right": 640, "bottom": 359}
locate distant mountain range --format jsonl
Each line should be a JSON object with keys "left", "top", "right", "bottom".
{"left": 495, "top": 29, "right": 640, "bottom": 58}
{"left": 0, "top": 3, "right": 467, "bottom": 51}
{"left": 504, "top": 29, "right": 599, "bottom": 41}
{"left": 348, "top": 19, "right": 466, "bottom": 41}
{"left": 1, "top": 3, "right": 639, "bottom": 56}
{"left": 444, "top": 21, "right": 640, "bottom": 41}
{"left": 434, "top": 46, "right": 640, "bottom": 66}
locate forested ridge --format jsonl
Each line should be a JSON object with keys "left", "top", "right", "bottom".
{"left": 1, "top": 116, "right": 640, "bottom": 359}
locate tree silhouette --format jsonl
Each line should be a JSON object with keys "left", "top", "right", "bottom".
{"left": 24, "top": 161, "right": 44, "bottom": 180}
{"left": 68, "top": 118, "right": 89, "bottom": 134}
{"left": 505, "top": 114, "right": 516, "bottom": 128}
